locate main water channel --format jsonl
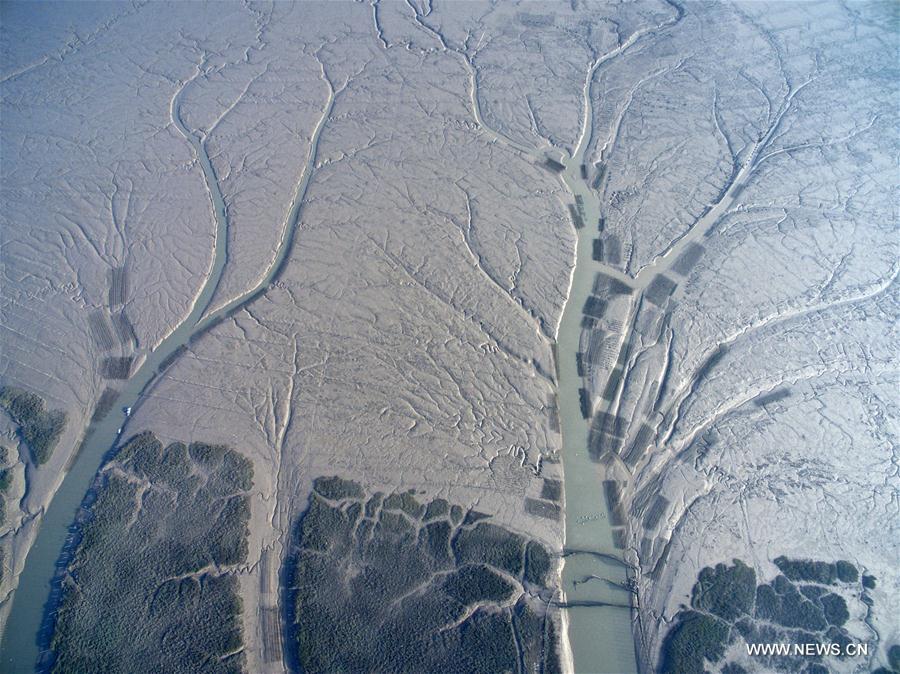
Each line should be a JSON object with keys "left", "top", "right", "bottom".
{"left": 553, "top": 76, "right": 639, "bottom": 674}
{"left": 0, "top": 76, "right": 335, "bottom": 673}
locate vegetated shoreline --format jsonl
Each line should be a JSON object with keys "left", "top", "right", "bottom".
{"left": 31, "top": 433, "right": 125, "bottom": 673}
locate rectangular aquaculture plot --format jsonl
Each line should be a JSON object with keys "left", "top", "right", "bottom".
{"left": 601, "top": 368, "right": 622, "bottom": 401}
{"left": 644, "top": 274, "right": 678, "bottom": 307}
{"left": 672, "top": 242, "right": 705, "bottom": 276}
{"left": 540, "top": 479, "right": 562, "bottom": 502}
{"left": 603, "top": 480, "right": 626, "bottom": 526}
{"left": 582, "top": 295, "right": 607, "bottom": 320}
{"left": 640, "top": 537, "right": 653, "bottom": 561}
{"left": 543, "top": 157, "right": 566, "bottom": 173}
{"left": 91, "top": 388, "right": 118, "bottom": 422}
{"left": 524, "top": 498, "right": 560, "bottom": 521}
{"left": 643, "top": 495, "right": 670, "bottom": 529}
{"left": 107, "top": 266, "right": 127, "bottom": 307}
{"left": 548, "top": 407, "right": 560, "bottom": 434}
{"left": 568, "top": 204, "right": 584, "bottom": 229}
{"left": 100, "top": 356, "right": 133, "bottom": 380}
{"left": 590, "top": 411, "right": 626, "bottom": 439}
{"left": 546, "top": 393, "right": 560, "bottom": 433}
{"left": 592, "top": 164, "right": 606, "bottom": 190}
{"left": 578, "top": 388, "right": 591, "bottom": 418}
{"left": 87, "top": 311, "right": 116, "bottom": 352}
{"left": 112, "top": 310, "right": 137, "bottom": 348}
{"left": 603, "top": 236, "right": 621, "bottom": 264}
{"left": 585, "top": 329, "right": 607, "bottom": 366}
{"left": 593, "top": 272, "right": 632, "bottom": 296}
{"left": 622, "top": 423, "right": 654, "bottom": 468}
{"left": 588, "top": 430, "right": 622, "bottom": 458}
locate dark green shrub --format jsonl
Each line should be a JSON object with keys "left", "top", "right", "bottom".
{"left": 313, "top": 475, "right": 363, "bottom": 501}
{"left": 443, "top": 565, "right": 516, "bottom": 604}
{"left": 453, "top": 523, "right": 524, "bottom": 576}
{"left": 0, "top": 386, "right": 66, "bottom": 464}
{"left": 524, "top": 540, "right": 552, "bottom": 586}
{"left": 420, "top": 520, "right": 452, "bottom": 563}
{"left": 288, "top": 477, "right": 559, "bottom": 674}
{"left": 691, "top": 559, "right": 756, "bottom": 621}
{"left": 835, "top": 560, "right": 858, "bottom": 583}
{"left": 820, "top": 593, "right": 849, "bottom": 627}
{"left": 800, "top": 584, "right": 827, "bottom": 602}
{"left": 51, "top": 432, "right": 252, "bottom": 673}
{"left": 424, "top": 497, "right": 449, "bottom": 519}
{"left": 774, "top": 556, "right": 837, "bottom": 584}
{"left": 365, "top": 492, "right": 383, "bottom": 516}
{"left": 755, "top": 579, "right": 827, "bottom": 631}
{"left": 450, "top": 504, "right": 464, "bottom": 523}
{"left": 383, "top": 490, "right": 424, "bottom": 518}
{"left": 660, "top": 610, "right": 730, "bottom": 674}
{"left": 889, "top": 643, "right": 900, "bottom": 670}
{"left": 463, "top": 509, "right": 491, "bottom": 524}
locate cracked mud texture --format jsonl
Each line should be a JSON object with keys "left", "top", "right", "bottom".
{"left": 286, "top": 476, "right": 560, "bottom": 674}
{"left": 1, "top": 1, "right": 897, "bottom": 672}
{"left": 50, "top": 432, "right": 253, "bottom": 674}
{"left": 660, "top": 558, "right": 882, "bottom": 674}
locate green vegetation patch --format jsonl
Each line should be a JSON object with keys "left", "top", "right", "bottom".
{"left": 453, "top": 522, "right": 525, "bottom": 577}
{"left": 691, "top": 559, "right": 756, "bottom": 621}
{"left": 774, "top": 556, "right": 857, "bottom": 585}
{"left": 665, "top": 556, "right": 876, "bottom": 673}
{"left": 424, "top": 497, "right": 449, "bottom": 520}
{"left": 288, "top": 476, "right": 560, "bottom": 673}
{"left": 755, "top": 578, "right": 827, "bottom": 631}
{"left": 313, "top": 475, "right": 363, "bottom": 501}
{"left": 443, "top": 565, "right": 516, "bottom": 604}
{"left": 0, "top": 386, "right": 66, "bottom": 465}
{"left": 524, "top": 540, "right": 552, "bottom": 586}
{"left": 51, "top": 432, "right": 253, "bottom": 673}
{"left": 820, "top": 593, "right": 849, "bottom": 627}
{"left": 660, "top": 610, "right": 730, "bottom": 674}
{"left": 383, "top": 489, "right": 424, "bottom": 518}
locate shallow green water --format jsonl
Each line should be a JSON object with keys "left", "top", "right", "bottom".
{"left": 552, "top": 66, "right": 638, "bottom": 673}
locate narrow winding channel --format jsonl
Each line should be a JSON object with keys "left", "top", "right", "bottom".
{"left": 0, "top": 74, "right": 335, "bottom": 673}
